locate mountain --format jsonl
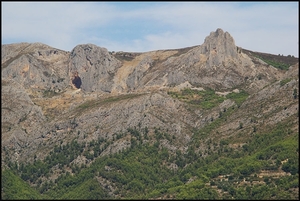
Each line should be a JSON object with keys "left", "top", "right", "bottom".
{"left": 1, "top": 28, "right": 299, "bottom": 199}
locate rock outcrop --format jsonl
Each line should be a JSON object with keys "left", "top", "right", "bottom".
{"left": 1, "top": 42, "right": 70, "bottom": 97}
{"left": 200, "top": 28, "right": 239, "bottom": 66}
{"left": 1, "top": 78, "right": 46, "bottom": 157}
{"left": 1, "top": 29, "right": 286, "bottom": 95}
{"left": 1, "top": 28, "right": 298, "bottom": 167}
{"left": 69, "top": 44, "right": 122, "bottom": 92}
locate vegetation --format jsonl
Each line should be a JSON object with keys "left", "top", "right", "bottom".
{"left": 168, "top": 88, "right": 248, "bottom": 109}
{"left": 255, "top": 55, "right": 290, "bottom": 70}
{"left": 1, "top": 169, "right": 45, "bottom": 200}
{"left": 168, "top": 88, "right": 226, "bottom": 109}
{"left": 242, "top": 48, "right": 298, "bottom": 70}
{"left": 280, "top": 78, "right": 292, "bottom": 86}
{"left": 225, "top": 90, "right": 249, "bottom": 106}
{"left": 2, "top": 117, "right": 298, "bottom": 199}
{"left": 2, "top": 31, "right": 298, "bottom": 200}
{"left": 1, "top": 86, "right": 297, "bottom": 200}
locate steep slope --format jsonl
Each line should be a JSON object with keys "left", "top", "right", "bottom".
{"left": 1, "top": 169, "right": 45, "bottom": 199}
{"left": 1, "top": 42, "right": 70, "bottom": 96}
{"left": 1, "top": 28, "right": 299, "bottom": 199}
{"left": 2, "top": 29, "right": 285, "bottom": 96}
{"left": 111, "top": 28, "right": 283, "bottom": 93}
{"left": 69, "top": 44, "right": 122, "bottom": 92}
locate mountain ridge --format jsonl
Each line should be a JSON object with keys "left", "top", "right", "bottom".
{"left": 1, "top": 28, "right": 299, "bottom": 199}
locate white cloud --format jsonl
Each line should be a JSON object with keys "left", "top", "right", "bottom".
{"left": 2, "top": 2, "right": 118, "bottom": 51}
{"left": 2, "top": 2, "right": 298, "bottom": 56}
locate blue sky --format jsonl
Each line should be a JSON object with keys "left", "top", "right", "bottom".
{"left": 2, "top": 1, "right": 298, "bottom": 57}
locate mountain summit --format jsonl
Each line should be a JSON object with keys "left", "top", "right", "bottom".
{"left": 1, "top": 28, "right": 299, "bottom": 200}
{"left": 1, "top": 28, "right": 296, "bottom": 94}
{"left": 200, "top": 28, "right": 239, "bottom": 66}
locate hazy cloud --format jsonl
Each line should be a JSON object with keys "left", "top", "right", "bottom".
{"left": 2, "top": 2, "right": 298, "bottom": 56}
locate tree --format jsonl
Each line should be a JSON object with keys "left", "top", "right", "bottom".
{"left": 253, "top": 126, "right": 257, "bottom": 133}
{"left": 293, "top": 88, "right": 298, "bottom": 99}
{"left": 239, "top": 122, "right": 244, "bottom": 129}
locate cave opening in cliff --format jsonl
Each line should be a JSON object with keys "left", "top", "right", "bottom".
{"left": 72, "top": 71, "right": 82, "bottom": 89}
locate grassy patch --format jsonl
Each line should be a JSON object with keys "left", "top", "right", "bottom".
{"left": 168, "top": 88, "right": 226, "bottom": 110}
{"left": 280, "top": 78, "right": 292, "bottom": 86}
{"left": 226, "top": 90, "right": 249, "bottom": 106}
{"left": 255, "top": 55, "right": 290, "bottom": 70}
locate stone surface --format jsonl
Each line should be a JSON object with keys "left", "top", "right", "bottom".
{"left": 69, "top": 44, "right": 122, "bottom": 92}
{"left": 1, "top": 28, "right": 298, "bottom": 167}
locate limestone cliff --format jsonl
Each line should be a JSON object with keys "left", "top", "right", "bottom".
{"left": 1, "top": 28, "right": 298, "bottom": 167}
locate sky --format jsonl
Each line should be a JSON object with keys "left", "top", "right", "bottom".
{"left": 1, "top": 1, "right": 299, "bottom": 57}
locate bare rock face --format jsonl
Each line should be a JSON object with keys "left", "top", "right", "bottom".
{"left": 125, "top": 56, "right": 153, "bottom": 91}
{"left": 1, "top": 28, "right": 298, "bottom": 168}
{"left": 0, "top": 29, "right": 284, "bottom": 95}
{"left": 185, "top": 28, "right": 279, "bottom": 90}
{"left": 69, "top": 44, "right": 122, "bottom": 92}
{"left": 200, "top": 28, "right": 238, "bottom": 66}
{"left": 1, "top": 43, "right": 70, "bottom": 96}
{"left": 1, "top": 79, "right": 46, "bottom": 155}
{"left": 125, "top": 28, "right": 281, "bottom": 91}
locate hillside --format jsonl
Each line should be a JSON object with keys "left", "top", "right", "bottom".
{"left": 1, "top": 28, "right": 299, "bottom": 199}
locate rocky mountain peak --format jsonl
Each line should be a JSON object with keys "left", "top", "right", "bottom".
{"left": 1, "top": 29, "right": 299, "bottom": 199}
{"left": 200, "top": 28, "right": 238, "bottom": 66}
{"left": 69, "top": 44, "right": 121, "bottom": 92}
{"left": 2, "top": 28, "right": 295, "bottom": 96}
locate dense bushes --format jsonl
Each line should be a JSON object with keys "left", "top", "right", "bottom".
{"left": 1, "top": 169, "right": 44, "bottom": 200}
{"left": 2, "top": 121, "right": 298, "bottom": 199}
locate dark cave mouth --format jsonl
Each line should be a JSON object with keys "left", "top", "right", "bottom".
{"left": 72, "top": 76, "right": 82, "bottom": 89}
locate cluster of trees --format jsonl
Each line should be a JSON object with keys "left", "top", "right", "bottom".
{"left": 2, "top": 115, "right": 298, "bottom": 199}
{"left": 1, "top": 169, "right": 45, "bottom": 200}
